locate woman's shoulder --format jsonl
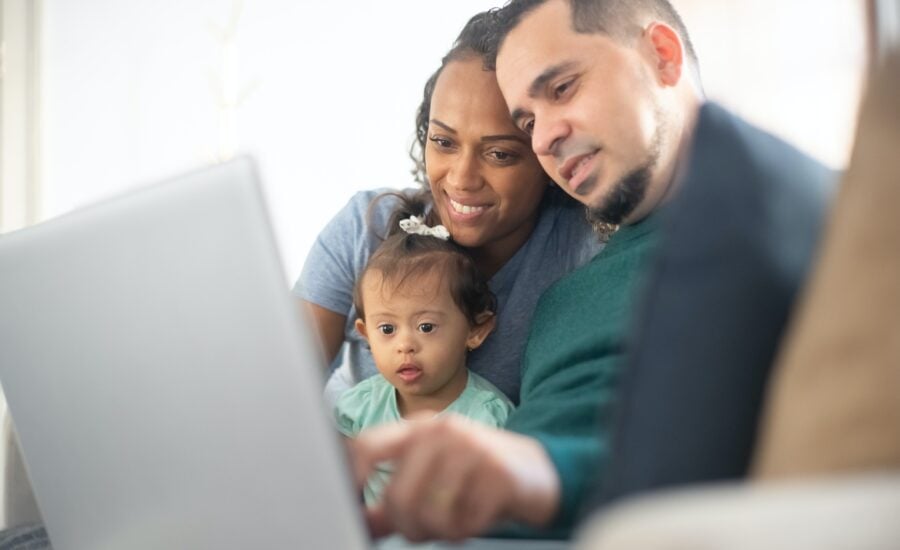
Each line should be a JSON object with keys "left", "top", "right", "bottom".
{"left": 533, "top": 187, "right": 603, "bottom": 261}
{"left": 340, "top": 187, "right": 429, "bottom": 229}
{"left": 314, "top": 186, "right": 426, "bottom": 247}
{"left": 538, "top": 187, "right": 590, "bottom": 230}
{"left": 340, "top": 187, "right": 412, "bottom": 216}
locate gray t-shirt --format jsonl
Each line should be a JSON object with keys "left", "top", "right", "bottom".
{"left": 294, "top": 187, "right": 601, "bottom": 404}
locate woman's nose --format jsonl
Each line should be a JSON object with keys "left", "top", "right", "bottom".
{"left": 445, "top": 153, "right": 482, "bottom": 192}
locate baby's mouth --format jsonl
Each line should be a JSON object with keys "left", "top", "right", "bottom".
{"left": 397, "top": 364, "right": 423, "bottom": 383}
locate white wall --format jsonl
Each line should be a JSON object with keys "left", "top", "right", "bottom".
{"left": 676, "top": 0, "right": 866, "bottom": 169}
{"left": 40, "top": 0, "right": 502, "bottom": 283}
{"left": 39, "top": 1, "right": 867, "bottom": 284}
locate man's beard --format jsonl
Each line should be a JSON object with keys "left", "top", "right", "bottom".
{"left": 585, "top": 123, "right": 664, "bottom": 227}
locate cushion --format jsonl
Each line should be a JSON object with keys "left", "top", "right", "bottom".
{"left": 752, "top": 47, "right": 900, "bottom": 477}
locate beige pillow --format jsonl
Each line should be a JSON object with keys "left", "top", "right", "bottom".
{"left": 753, "top": 49, "right": 900, "bottom": 478}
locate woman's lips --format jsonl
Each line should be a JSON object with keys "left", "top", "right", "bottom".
{"left": 445, "top": 197, "right": 489, "bottom": 222}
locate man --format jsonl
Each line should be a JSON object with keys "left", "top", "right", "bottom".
{"left": 352, "top": 0, "right": 705, "bottom": 542}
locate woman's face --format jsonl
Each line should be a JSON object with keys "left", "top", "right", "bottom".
{"left": 425, "top": 56, "right": 548, "bottom": 262}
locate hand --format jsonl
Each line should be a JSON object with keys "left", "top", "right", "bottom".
{"left": 349, "top": 414, "right": 560, "bottom": 542}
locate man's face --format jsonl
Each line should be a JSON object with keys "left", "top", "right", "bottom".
{"left": 496, "top": 0, "right": 668, "bottom": 225}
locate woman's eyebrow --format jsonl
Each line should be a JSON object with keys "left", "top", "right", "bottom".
{"left": 432, "top": 118, "right": 527, "bottom": 145}
{"left": 482, "top": 134, "right": 529, "bottom": 145}
{"left": 429, "top": 119, "right": 457, "bottom": 134}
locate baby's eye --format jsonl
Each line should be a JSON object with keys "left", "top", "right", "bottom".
{"left": 418, "top": 323, "right": 435, "bottom": 334}
{"left": 378, "top": 324, "right": 395, "bottom": 335}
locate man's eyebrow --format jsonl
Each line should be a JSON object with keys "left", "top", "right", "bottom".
{"left": 529, "top": 61, "right": 577, "bottom": 98}
{"left": 429, "top": 119, "right": 457, "bottom": 134}
{"left": 510, "top": 61, "right": 579, "bottom": 122}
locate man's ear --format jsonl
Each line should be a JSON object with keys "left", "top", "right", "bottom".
{"left": 644, "top": 22, "right": 684, "bottom": 86}
{"left": 354, "top": 318, "right": 369, "bottom": 341}
{"left": 466, "top": 311, "right": 496, "bottom": 351}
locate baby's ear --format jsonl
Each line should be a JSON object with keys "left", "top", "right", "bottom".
{"left": 354, "top": 318, "right": 369, "bottom": 341}
{"left": 466, "top": 311, "right": 496, "bottom": 351}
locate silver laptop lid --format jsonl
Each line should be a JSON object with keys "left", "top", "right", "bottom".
{"left": 0, "top": 157, "right": 368, "bottom": 549}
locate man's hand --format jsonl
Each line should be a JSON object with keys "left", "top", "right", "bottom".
{"left": 349, "top": 414, "right": 560, "bottom": 542}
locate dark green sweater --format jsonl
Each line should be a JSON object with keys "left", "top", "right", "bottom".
{"left": 504, "top": 214, "right": 660, "bottom": 536}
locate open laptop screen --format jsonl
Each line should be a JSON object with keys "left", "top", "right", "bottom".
{"left": 0, "top": 158, "right": 369, "bottom": 549}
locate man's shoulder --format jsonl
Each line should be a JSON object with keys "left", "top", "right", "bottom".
{"left": 694, "top": 102, "right": 835, "bottom": 197}
{"left": 682, "top": 101, "right": 836, "bottom": 257}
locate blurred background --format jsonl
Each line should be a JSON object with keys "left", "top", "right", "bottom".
{"left": 0, "top": 0, "right": 867, "bottom": 283}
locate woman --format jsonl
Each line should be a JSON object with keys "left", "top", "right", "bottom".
{"left": 294, "top": 13, "right": 601, "bottom": 404}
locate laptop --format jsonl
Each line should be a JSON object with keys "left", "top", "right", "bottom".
{"left": 0, "top": 158, "right": 372, "bottom": 549}
{"left": 0, "top": 158, "right": 569, "bottom": 550}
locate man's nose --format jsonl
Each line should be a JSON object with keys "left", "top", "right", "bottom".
{"left": 531, "top": 115, "right": 569, "bottom": 158}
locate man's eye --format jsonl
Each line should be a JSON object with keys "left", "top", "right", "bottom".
{"left": 522, "top": 119, "right": 534, "bottom": 136}
{"left": 378, "top": 325, "right": 395, "bottom": 335}
{"left": 553, "top": 78, "right": 575, "bottom": 100}
{"left": 418, "top": 323, "right": 435, "bottom": 333}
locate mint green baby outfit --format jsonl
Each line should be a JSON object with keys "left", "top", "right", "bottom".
{"left": 334, "top": 371, "right": 514, "bottom": 504}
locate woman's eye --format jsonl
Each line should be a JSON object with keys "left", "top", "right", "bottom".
{"left": 378, "top": 325, "right": 395, "bottom": 335}
{"left": 488, "top": 150, "right": 517, "bottom": 163}
{"left": 418, "top": 323, "right": 435, "bottom": 334}
{"left": 429, "top": 135, "right": 453, "bottom": 149}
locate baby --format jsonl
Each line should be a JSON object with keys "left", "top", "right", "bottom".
{"left": 334, "top": 195, "right": 514, "bottom": 504}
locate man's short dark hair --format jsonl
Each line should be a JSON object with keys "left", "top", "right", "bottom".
{"left": 485, "top": 0, "right": 700, "bottom": 79}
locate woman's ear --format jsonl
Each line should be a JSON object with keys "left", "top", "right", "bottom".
{"left": 466, "top": 311, "right": 496, "bottom": 351}
{"left": 644, "top": 22, "right": 684, "bottom": 86}
{"left": 354, "top": 318, "right": 369, "bottom": 341}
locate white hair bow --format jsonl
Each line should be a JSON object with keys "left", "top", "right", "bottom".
{"left": 399, "top": 215, "right": 450, "bottom": 240}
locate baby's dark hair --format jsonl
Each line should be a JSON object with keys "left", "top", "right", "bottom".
{"left": 353, "top": 192, "right": 496, "bottom": 326}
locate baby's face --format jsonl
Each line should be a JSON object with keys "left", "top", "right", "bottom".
{"left": 356, "top": 269, "right": 475, "bottom": 413}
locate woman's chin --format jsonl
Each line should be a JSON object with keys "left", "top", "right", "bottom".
{"left": 447, "top": 230, "right": 487, "bottom": 249}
